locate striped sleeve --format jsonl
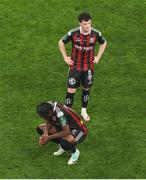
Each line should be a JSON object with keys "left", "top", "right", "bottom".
{"left": 92, "top": 28, "right": 106, "bottom": 44}
{"left": 62, "top": 30, "right": 72, "bottom": 44}
{"left": 55, "top": 105, "right": 68, "bottom": 126}
{"left": 61, "top": 27, "right": 79, "bottom": 44}
{"left": 96, "top": 32, "right": 106, "bottom": 44}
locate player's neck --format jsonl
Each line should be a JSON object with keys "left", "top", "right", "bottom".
{"left": 80, "top": 26, "right": 91, "bottom": 35}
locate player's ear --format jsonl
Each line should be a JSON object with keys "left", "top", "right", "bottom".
{"left": 79, "top": 22, "right": 82, "bottom": 26}
{"left": 48, "top": 110, "right": 53, "bottom": 120}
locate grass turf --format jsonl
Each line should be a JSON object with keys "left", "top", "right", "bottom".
{"left": 0, "top": 0, "right": 146, "bottom": 178}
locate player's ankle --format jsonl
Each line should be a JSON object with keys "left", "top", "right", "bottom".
{"left": 81, "top": 107, "right": 87, "bottom": 113}
{"left": 81, "top": 108, "right": 90, "bottom": 121}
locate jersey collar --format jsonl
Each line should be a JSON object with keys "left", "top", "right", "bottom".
{"left": 80, "top": 26, "right": 91, "bottom": 35}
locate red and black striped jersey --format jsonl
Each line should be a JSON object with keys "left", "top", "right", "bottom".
{"left": 62, "top": 26, "right": 106, "bottom": 71}
{"left": 47, "top": 101, "right": 87, "bottom": 134}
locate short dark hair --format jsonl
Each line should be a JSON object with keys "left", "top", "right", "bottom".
{"left": 36, "top": 102, "right": 52, "bottom": 120}
{"left": 78, "top": 12, "right": 92, "bottom": 22}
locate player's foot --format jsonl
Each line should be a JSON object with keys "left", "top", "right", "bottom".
{"left": 53, "top": 145, "right": 65, "bottom": 156}
{"left": 81, "top": 108, "right": 90, "bottom": 121}
{"left": 68, "top": 149, "right": 80, "bottom": 165}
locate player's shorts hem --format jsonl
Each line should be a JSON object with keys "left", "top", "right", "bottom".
{"left": 70, "top": 130, "right": 87, "bottom": 144}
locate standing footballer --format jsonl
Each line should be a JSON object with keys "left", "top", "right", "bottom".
{"left": 58, "top": 12, "right": 107, "bottom": 121}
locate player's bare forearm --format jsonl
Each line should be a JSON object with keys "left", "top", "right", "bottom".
{"left": 58, "top": 40, "right": 74, "bottom": 65}
{"left": 94, "top": 41, "right": 107, "bottom": 63}
{"left": 46, "top": 125, "right": 70, "bottom": 142}
{"left": 39, "top": 123, "right": 52, "bottom": 145}
{"left": 44, "top": 122, "right": 52, "bottom": 135}
{"left": 58, "top": 39, "right": 68, "bottom": 59}
{"left": 97, "top": 41, "right": 107, "bottom": 58}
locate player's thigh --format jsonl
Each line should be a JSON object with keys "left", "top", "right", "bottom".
{"left": 63, "top": 129, "right": 87, "bottom": 144}
{"left": 49, "top": 125, "right": 63, "bottom": 134}
{"left": 67, "top": 69, "right": 81, "bottom": 88}
{"left": 81, "top": 70, "right": 94, "bottom": 88}
{"left": 71, "top": 129, "right": 87, "bottom": 144}
{"left": 63, "top": 134, "right": 76, "bottom": 144}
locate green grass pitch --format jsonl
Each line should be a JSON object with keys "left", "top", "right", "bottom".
{"left": 0, "top": 0, "right": 146, "bottom": 178}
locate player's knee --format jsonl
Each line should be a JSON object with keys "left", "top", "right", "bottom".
{"left": 36, "top": 126, "right": 43, "bottom": 135}
{"left": 82, "top": 87, "right": 89, "bottom": 91}
{"left": 68, "top": 88, "right": 76, "bottom": 93}
{"left": 63, "top": 135, "right": 76, "bottom": 144}
{"left": 60, "top": 139, "right": 75, "bottom": 151}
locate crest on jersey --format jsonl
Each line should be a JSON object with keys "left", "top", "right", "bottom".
{"left": 76, "top": 37, "right": 80, "bottom": 42}
{"left": 90, "top": 37, "right": 94, "bottom": 43}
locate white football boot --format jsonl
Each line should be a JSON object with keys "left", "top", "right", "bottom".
{"left": 53, "top": 145, "right": 65, "bottom": 156}
{"left": 81, "top": 108, "right": 90, "bottom": 121}
{"left": 68, "top": 149, "right": 80, "bottom": 165}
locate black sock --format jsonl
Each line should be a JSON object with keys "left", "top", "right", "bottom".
{"left": 65, "top": 92, "right": 74, "bottom": 107}
{"left": 82, "top": 89, "right": 90, "bottom": 108}
{"left": 60, "top": 139, "right": 76, "bottom": 153}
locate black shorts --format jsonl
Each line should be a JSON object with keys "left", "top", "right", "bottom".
{"left": 67, "top": 69, "right": 94, "bottom": 89}
{"left": 70, "top": 129, "right": 87, "bottom": 144}
{"left": 54, "top": 125, "right": 87, "bottom": 144}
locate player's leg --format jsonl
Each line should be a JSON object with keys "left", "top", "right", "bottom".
{"left": 53, "top": 134, "right": 75, "bottom": 156}
{"left": 81, "top": 87, "right": 90, "bottom": 121}
{"left": 54, "top": 134, "right": 80, "bottom": 165}
{"left": 65, "top": 68, "right": 80, "bottom": 107}
{"left": 54, "top": 130, "right": 87, "bottom": 165}
{"left": 65, "top": 88, "right": 76, "bottom": 107}
{"left": 65, "top": 130, "right": 87, "bottom": 165}
{"left": 81, "top": 70, "right": 94, "bottom": 121}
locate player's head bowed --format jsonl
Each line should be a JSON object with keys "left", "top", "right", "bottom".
{"left": 36, "top": 102, "right": 52, "bottom": 120}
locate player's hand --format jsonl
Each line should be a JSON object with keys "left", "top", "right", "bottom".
{"left": 39, "top": 136, "right": 45, "bottom": 145}
{"left": 41, "top": 132, "right": 48, "bottom": 139}
{"left": 39, "top": 135, "right": 49, "bottom": 145}
{"left": 64, "top": 56, "right": 74, "bottom": 66}
{"left": 93, "top": 56, "right": 100, "bottom": 64}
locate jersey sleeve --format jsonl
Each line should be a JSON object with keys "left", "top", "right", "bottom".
{"left": 96, "top": 31, "right": 106, "bottom": 44}
{"left": 59, "top": 115, "right": 68, "bottom": 127}
{"left": 55, "top": 107, "right": 68, "bottom": 127}
{"left": 62, "top": 30, "right": 72, "bottom": 44}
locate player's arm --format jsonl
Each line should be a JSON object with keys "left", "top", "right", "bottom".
{"left": 39, "top": 122, "right": 52, "bottom": 145}
{"left": 46, "top": 124, "right": 70, "bottom": 141}
{"left": 94, "top": 42, "right": 107, "bottom": 64}
{"left": 94, "top": 32, "right": 107, "bottom": 64}
{"left": 42, "top": 112, "right": 70, "bottom": 143}
{"left": 48, "top": 113, "right": 70, "bottom": 140}
{"left": 40, "top": 125, "right": 70, "bottom": 144}
{"left": 44, "top": 121, "right": 52, "bottom": 135}
{"left": 58, "top": 31, "right": 74, "bottom": 66}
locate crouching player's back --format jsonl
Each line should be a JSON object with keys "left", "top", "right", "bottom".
{"left": 36, "top": 100, "right": 88, "bottom": 165}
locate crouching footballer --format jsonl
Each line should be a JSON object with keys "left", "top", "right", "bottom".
{"left": 36, "top": 100, "right": 88, "bottom": 165}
